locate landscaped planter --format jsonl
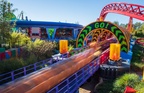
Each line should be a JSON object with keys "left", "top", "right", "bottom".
{"left": 10, "top": 49, "right": 16, "bottom": 57}
{"left": 0, "top": 52, "right": 5, "bottom": 61}
{"left": 5, "top": 50, "right": 11, "bottom": 59}
{"left": 17, "top": 48, "right": 21, "bottom": 56}
{"left": 0, "top": 48, "right": 5, "bottom": 53}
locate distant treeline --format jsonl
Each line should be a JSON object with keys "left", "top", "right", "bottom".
{"left": 113, "top": 21, "right": 144, "bottom": 38}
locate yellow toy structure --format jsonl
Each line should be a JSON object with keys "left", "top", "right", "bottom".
{"left": 109, "top": 43, "right": 121, "bottom": 61}
{"left": 59, "top": 40, "right": 68, "bottom": 54}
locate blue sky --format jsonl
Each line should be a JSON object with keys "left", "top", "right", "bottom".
{"left": 8, "top": 0, "right": 144, "bottom": 26}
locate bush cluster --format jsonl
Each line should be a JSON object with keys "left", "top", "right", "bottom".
{"left": 113, "top": 73, "right": 140, "bottom": 93}
{"left": 97, "top": 73, "right": 144, "bottom": 93}
{"left": 0, "top": 54, "right": 37, "bottom": 74}
{"left": 0, "top": 37, "right": 57, "bottom": 74}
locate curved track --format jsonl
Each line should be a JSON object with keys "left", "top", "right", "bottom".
{"left": 99, "top": 2, "right": 144, "bottom": 21}
{"left": 76, "top": 21, "right": 130, "bottom": 52}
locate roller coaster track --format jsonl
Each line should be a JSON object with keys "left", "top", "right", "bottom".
{"left": 99, "top": 2, "right": 144, "bottom": 21}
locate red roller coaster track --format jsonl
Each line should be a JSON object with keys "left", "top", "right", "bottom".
{"left": 99, "top": 2, "right": 144, "bottom": 21}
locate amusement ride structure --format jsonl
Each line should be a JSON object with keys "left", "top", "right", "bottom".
{"left": 0, "top": 2, "right": 144, "bottom": 93}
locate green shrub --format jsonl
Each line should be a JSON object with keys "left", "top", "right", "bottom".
{"left": 24, "top": 53, "right": 37, "bottom": 65}
{"left": 69, "top": 40, "right": 76, "bottom": 48}
{"left": 68, "top": 44, "right": 74, "bottom": 52}
{"left": 135, "top": 82, "right": 144, "bottom": 93}
{"left": 26, "top": 40, "right": 57, "bottom": 61}
{"left": 113, "top": 73, "right": 140, "bottom": 93}
{"left": 0, "top": 58, "right": 25, "bottom": 74}
{"left": 0, "top": 54, "right": 37, "bottom": 74}
{"left": 35, "top": 41, "right": 57, "bottom": 60}
{"left": 0, "top": 40, "right": 56, "bottom": 74}
{"left": 0, "top": 38, "right": 57, "bottom": 74}
{"left": 26, "top": 38, "right": 44, "bottom": 51}
{"left": 8, "top": 32, "right": 31, "bottom": 48}
{"left": 131, "top": 43, "right": 144, "bottom": 70}
{"left": 131, "top": 44, "right": 143, "bottom": 62}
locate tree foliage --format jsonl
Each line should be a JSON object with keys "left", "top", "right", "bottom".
{"left": 9, "top": 32, "right": 31, "bottom": 48}
{"left": 134, "top": 23, "right": 144, "bottom": 37}
{"left": 133, "top": 22, "right": 142, "bottom": 30}
{"left": 21, "top": 39, "right": 57, "bottom": 61}
{"left": 31, "top": 41, "right": 57, "bottom": 60}
{"left": 0, "top": 0, "right": 17, "bottom": 45}
{"left": 113, "top": 21, "right": 144, "bottom": 38}
{"left": 113, "top": 21, "right": 119, "bottom": 26}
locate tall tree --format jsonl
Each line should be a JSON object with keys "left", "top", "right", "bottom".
{"left": 133, "top": 22, "right": 142, "bottom": 30}
{"left": 134, "top": 23, "right": 144, "bottom": 37}
{"left": 113, "top": 21, "right": 119, "bottom": 26}
{"left": 0, "top": 0, "right": 17, "bottom": 46}
{"left": 120, "top": 23, "right": 126, "bottom": 28}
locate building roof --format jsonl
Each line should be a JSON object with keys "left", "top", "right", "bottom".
{"left": 11, "top": 20, "right": 83, "bottom": 28}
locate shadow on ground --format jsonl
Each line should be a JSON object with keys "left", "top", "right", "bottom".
{"left": 79, "top": 69, "right": 115, "bottom": 93}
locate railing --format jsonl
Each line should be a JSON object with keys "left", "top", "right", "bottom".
{"left": 47, "top": 49, "right": 110, "bottom": 93}
{"left": 0, "top": 46, "right": 89, "bottom": 85}
{"left": 0, "top": 48, "right": 110, "bottom": 93}
{"left": 0, "top": 53, "right": 68, "bottom": 85}
{"left": 47, "top": 57, "right": 100, "bottom": 93}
